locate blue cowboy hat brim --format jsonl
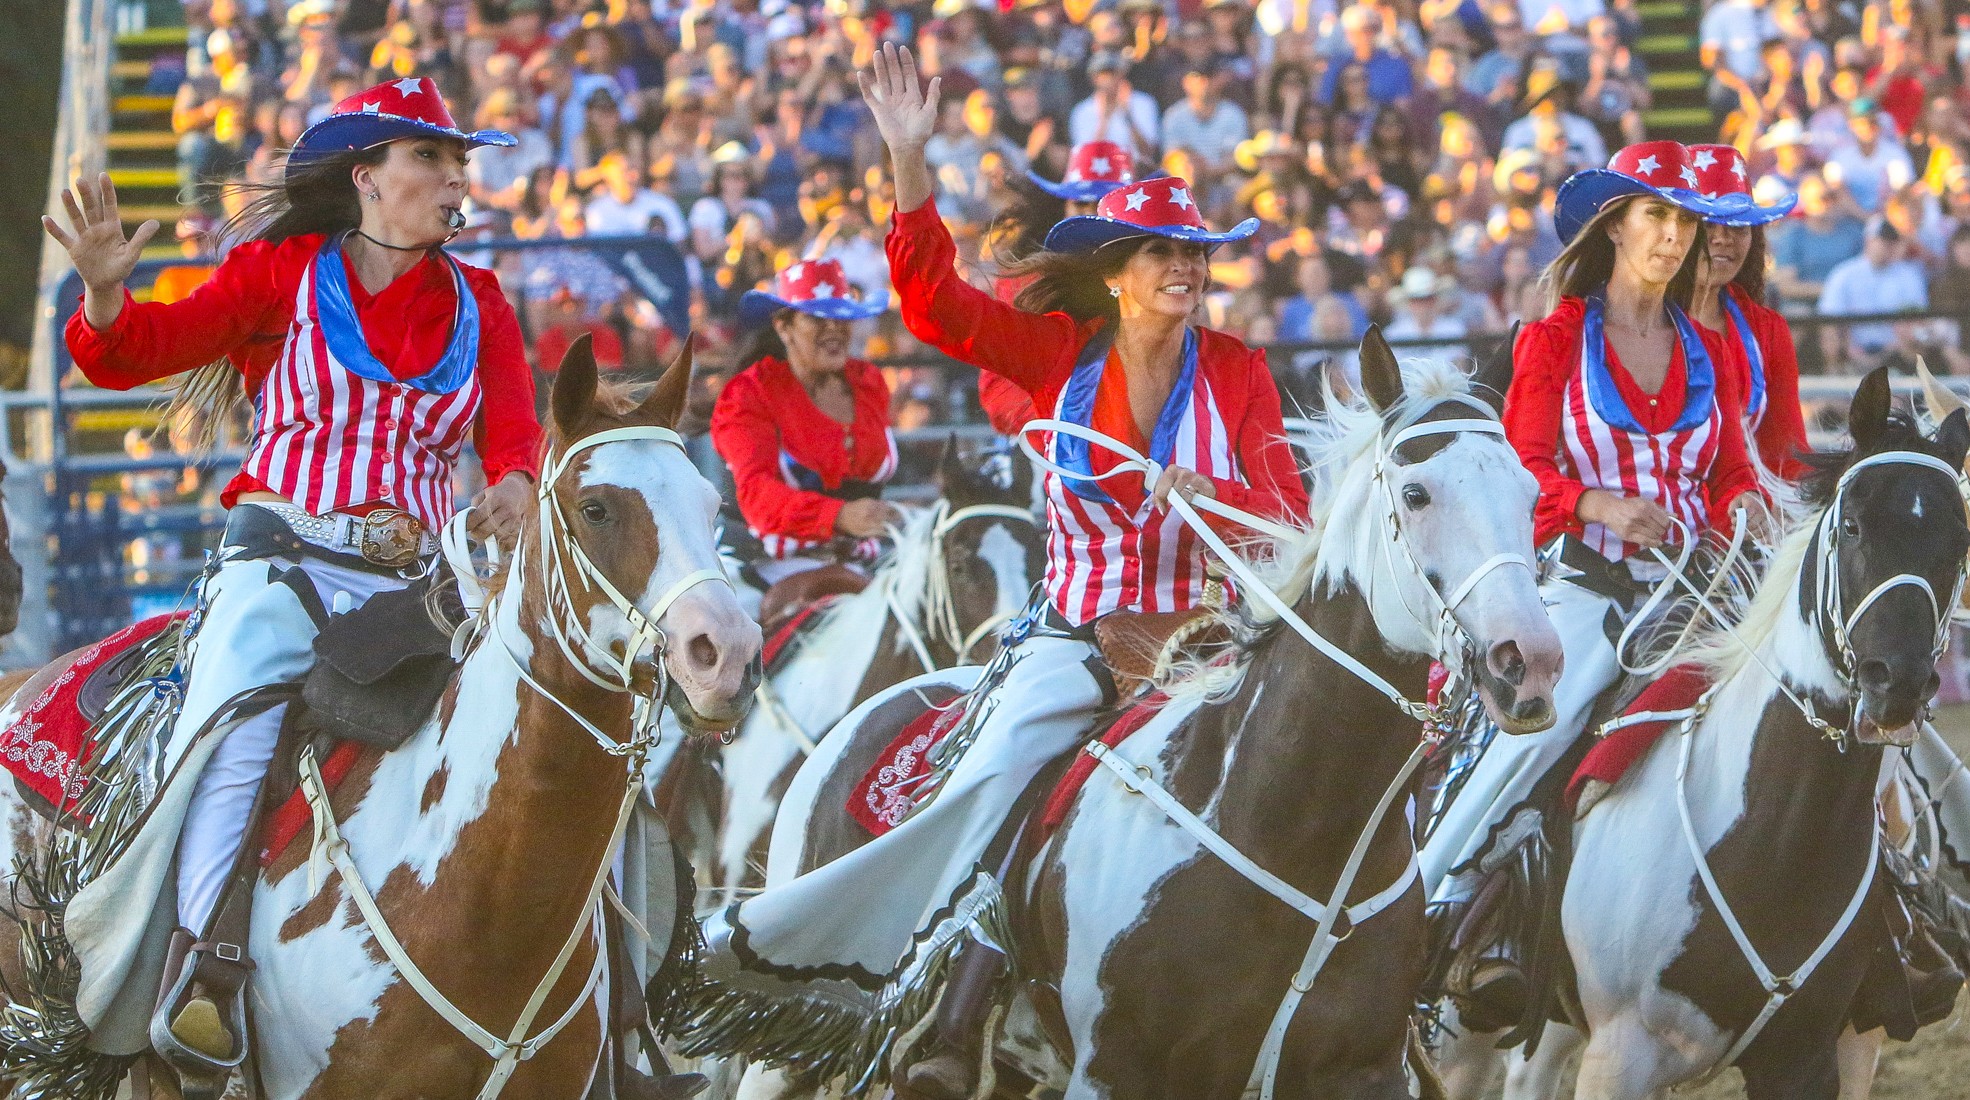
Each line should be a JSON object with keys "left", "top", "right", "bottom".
{"left": 1043, "top": 213, "right": 1261, "bottom": 253}
{"left": 738, "top": 289, "right": 890, "bottom": 331}
{"left": 1553, "top": 168, "right": 1735, "bottom": 244}
{"left": 1026, "top": 169, "right": 1126, "bottom": 203}
{"left": 1702, "top": 189, "right": 1798, "bottom": 227}
{"left": 287, "top": 114, "right": 517, "bottom": 178}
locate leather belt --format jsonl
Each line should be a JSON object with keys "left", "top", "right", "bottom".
{"left": 245, "top": 503, "right": 437, "bottom": 569}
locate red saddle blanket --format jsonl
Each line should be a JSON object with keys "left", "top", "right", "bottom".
{"left": 1036, "top": 699, "right": 1166, "bottom": 842}
{"left": 259, "top": 741, "right": 366, "bottom": 867}
{"left": 1563, "top": 664, "right": 1711, "bottom": 813}
{"left": 762, "top": 595, "right": 840, "bottom": 671}
{"left": 0, "top": 613, "right": 187, "bottom": 817}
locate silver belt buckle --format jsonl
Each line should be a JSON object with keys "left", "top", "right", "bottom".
{"left": 357, "top": 509, "right": 425, "bottom": 568}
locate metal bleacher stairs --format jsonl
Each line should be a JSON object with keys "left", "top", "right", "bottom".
{"left": 107, "top": 2, "right": 189, "bottom": 261}
{"left": 1637, "top": 0, "right": 1718, "bottom": 145}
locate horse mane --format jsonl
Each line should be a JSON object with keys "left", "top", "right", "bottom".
{"left": 1682, "top": 412, "right": 1944, "bottom": 681}
{"left": 789, "top": 505, "right": 945, "bottom": 662}
{"left": 1154, "top": 356, "right": 1478, "bottom": 700}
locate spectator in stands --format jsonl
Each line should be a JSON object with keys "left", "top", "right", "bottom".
{"left": 1069, "top": 51, "right": 1160, "bottom": 160}
{"left": 1577, "top": 15, "right": 1649, "bottom": 149}
{"left": 1409, "top": 46, "right": 1502, "bottom": 152}
{"left": 925, "top": 88, "right": 1025, "bottom": 225}
{"left": 1817, "top": 217, "right": 1929, "bottom": 372}
{"left": 691, "top": 143, "right": 777, "bottom": 264}
{"left": 280, "top": 0, "right": 343, "bottom": 114}
{"left": 1501, "top": 63, "right": 1608, "bottom": 169}
{"left": 534, "top": 288, "right": 628, "bottom": 373}
{"left": 997, "top": 67, "right": 1069, "bottom": 180}
{"left": 1701, "top": 0, "right": 1778, "bottom": 117}
{"left": 1278, "top": 249, "right": 1370, "bottom": 341}
{"left": 175, "top": 30, "right": 256, "bottom": 218}
{"left": 466, "top": 90, "right": 552, "bottom": 212}
{"left": 585, "top": 151, "right": 686, "bottom": 239}
{"left": 525, "top": 195, "right": 634, "bottom": 335}
{"left": 1829, "top": 98, "right": 1916, "bottom": 214}
{"left": 1771, "top": 170, "right": 1866, "bottom": 303}
{"left": 1162, "top": 61, "right": 1250, "bottom": 179}
{"left": 1383, "top": 266, "right": 1473, "bottom": 362}
{"left": 1926, "top": 222, "right": 1970, "bottom": 372}
{"left": 1865, "top": 24, "right": 1932, "bottom": 139}
{"left": 1320, "top": 5, "right": 1414, "bottom": 106}
{"left": 1467, "top": 3, "right": 1534, "bottom": 102}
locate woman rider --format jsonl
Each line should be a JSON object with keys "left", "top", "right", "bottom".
{"left": 977, "top": 140, "right": 1140, "bottom": 434}
{"left": 677, "top": 45, "right": 1309, "bottom": 1098}
{"left": 1418, "top": 141, "right": 1769, "bottom": 1028}
{"left": 710, "top": 257, "right": 900, "bottom": 623}
{"left": 46, "top": 79, "right": 718, "bottom": 1093}
{"left": 1685, "top": 143, "right": 1810, "bottom": 481}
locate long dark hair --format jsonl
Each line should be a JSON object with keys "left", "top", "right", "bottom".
{"left": 1004, "top": 238, "right": 1148, "bottom": 325}
{"left": 1729, "top": 223, "right": 1768, "bottom": 302}
{"left": 1538, "top": 195, "right": 1706, "bottom": 316}
{"left": 984, "top": 177, "right": 1068, "bottom": 269}
{"left": 734, "top": 314, "right": 791, "bottom": 374}
{"left": 170, "top": 148, "right": 389, "bottom": 442}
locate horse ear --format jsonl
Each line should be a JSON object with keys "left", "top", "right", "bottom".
{"left": 1849, "top": 365, "right": 1891, "bottom": 452}
{"left": 1009, "top": 448, "right": 1034, "bottom": 501}
{"left": 1358, "top": 324, "right": 1404, "bottom": 413}
{"left": 1472, "top": 322, "right": 1519, "bottom": 416}
{"left": 636, "top": 335, "right": 696, "bottom": 428}
{"left": 551, "top": 332, "right": 598, "bottom": 437}
{"left": 1938, "top": 409, "right": 1970, "bottom": 473}
{"left": 936, "top": 433, "right": 969, "bottom": 496}
{"left": 1919, "top": 357, "right": 1967, "bottom": 426}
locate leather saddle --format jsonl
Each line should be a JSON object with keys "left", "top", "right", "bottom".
{"left": 1092, "top": 609, "right": 1230, "bottom": 698}
{"left": 757, "top": 563, "right": 871, "bottom": 637}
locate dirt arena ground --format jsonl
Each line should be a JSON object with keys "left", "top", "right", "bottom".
{"left": 1482, "top": 705, "right": 1970, "bottom": 1098}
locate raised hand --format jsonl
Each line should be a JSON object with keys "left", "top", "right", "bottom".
{"left": 858, "top": 42, "right": 941, "bottom": 154}
{"left": 43, "top": 173, "right": 158, "bottom": 296}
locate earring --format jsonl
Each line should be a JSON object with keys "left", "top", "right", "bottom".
{"left": 365, "top": 191, "right": 379, "bottom": 202}
{"left": 1109, "top": 286, "right": 1121, "bottom": 298}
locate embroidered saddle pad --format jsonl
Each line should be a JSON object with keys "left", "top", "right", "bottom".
{"left": 0, "top": 613, "right": 188, "bottom": 821}
{"left": 847, "top": 688, "right": 969, "bottom": 837}
{"left": 1563, "top": 663, "right": 1711, "bottom": 814}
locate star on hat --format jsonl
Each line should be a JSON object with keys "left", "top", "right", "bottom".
{"left": 1168, "top": 187, "right": 1193, "bottom": 210}
{"left": 1636, "top": 154, "right": 1660, "bottom": 175}
{"left": 1691, "top": 148, "right": 1717, "bottom": 170}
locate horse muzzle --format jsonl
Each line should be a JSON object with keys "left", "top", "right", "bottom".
{"left": 1474, "top": 631, "right": 1564, "bottom": 736}
{"left": 1852, "top": 658, "right": 1937, "bottom": 745}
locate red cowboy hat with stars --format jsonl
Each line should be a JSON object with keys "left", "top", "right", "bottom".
{"left": 1028, "top": 141, "right": 1138, "bottom": 203}
{"left": 738, "top": 258, "right": 889, "bottom": 330}
{"left": 1553, "top": 140, "right": 1736, "bottom": 244}
{"left": 288, "top": 77, "right": 516, "bottom": 179}
{"left": 1686, "top": 144, "right": 1797, "bottom": 226}
{"left": 1043, "top": 176, "right": 1258, "bottom": 253}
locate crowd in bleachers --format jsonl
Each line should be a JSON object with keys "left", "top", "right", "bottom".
{"left": 161, "top": 0, "right": 1970, "bottom": 388}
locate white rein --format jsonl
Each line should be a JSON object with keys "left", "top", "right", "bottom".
{"left": 1016, "top": 405, "right": 1525, "bottom": 1100}
{"left": 301, "top": 425, "right": 728, "bottom": 1100}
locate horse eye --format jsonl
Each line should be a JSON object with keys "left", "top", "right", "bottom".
{"left": 1402, "top": 484, "right": 1431, "bottom": 509}
{"left": 580, "top": 500, "right": 610, "bottom": 525}
{"left": 1841, "top": 515, "right": 1861, "bottom": 538}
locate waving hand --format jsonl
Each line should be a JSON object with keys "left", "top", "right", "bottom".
{"left": 858, "top": 43, "right": 939, "bottom": 212}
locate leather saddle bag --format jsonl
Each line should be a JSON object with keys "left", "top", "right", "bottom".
{"left": 299, "top": 573, "right": 461, "bottom": 750}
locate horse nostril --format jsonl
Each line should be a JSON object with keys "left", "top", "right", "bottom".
{"left": 1857, "top": 658, "right": 1894, "bottom": 693}
{"left": 1488, "top": 640, "right": 1527, "bottom": 687}
{"left": 688, "top": 633, "right": 719, "bottom": 672}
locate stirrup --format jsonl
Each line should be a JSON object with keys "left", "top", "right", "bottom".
{"left": 150, "top": 946, "right": 251, "bottom": 1077}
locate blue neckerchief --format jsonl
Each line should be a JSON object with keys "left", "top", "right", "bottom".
{"left": 1581, "top": 294, "right": 1716, "bottom": 435}
{"left": 313, "top": 233, "right": 479, "bottom": 394}
{"left": 1719, "top": 288, "right": 1766, "bottom": 428}
{"left": 1051, "top": 329, "right": 1199, "bottom": 505}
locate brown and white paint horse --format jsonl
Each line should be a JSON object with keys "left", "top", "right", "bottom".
{"left": 743, "top": 338, "right": 1564, "bottom": 1099}
{"left": 0, "top": 336, "right": 760, "bottom": 1097}
{"left": 1444, "top": 372, "right": 1970, "bottom": 1100}
{"left": 652, "top": 442, "right": 1043, "bottom": 913}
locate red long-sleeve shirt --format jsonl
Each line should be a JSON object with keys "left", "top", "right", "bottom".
{"left": 1718, "top": 284, "right": 1811, "bottom": 481}
{"left": 1505, "top": 296, "right": 1760, "bottom": 549}
{"left": 65, "top": 233, "right": 542, "bottom": 508}
{"left": 710, "top": 355, "right": 895, "bottom": 544}
{"left": 887, "top": 199, "right": 1309, "bottom": 535}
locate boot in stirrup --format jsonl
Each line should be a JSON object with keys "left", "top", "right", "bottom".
{"left": 1443, "top": 870, "right": 1528, "bottom": 1033}
{"left": 150, "top": 928, "right": 251, "bottom": 1077}
{"left": 901, "top": 941, "right": 1008, "bottom": 1100}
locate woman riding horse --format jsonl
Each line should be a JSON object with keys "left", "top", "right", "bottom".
{"left": 977, "top": 140, "right": 1139, "bottom": 434}
{"left": 1419, "top": 140, "right": 1772, "bottom": 1029}
{"left": 682, "top": 44, "right": 1309, "bottom": 1099}
{"left": 47, "top": 79, "right": 702, "bottom": 1098}
{"left": 1684, "top": 144, "right": 1810, "bottom": 481}
{"left": 711, "top": 257, "right": 899, "bottom": 620}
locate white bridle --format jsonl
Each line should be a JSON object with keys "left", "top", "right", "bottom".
{"left": 299, "top": 424, "right": 730, "bottom": 1100}
{"left": 1016, "top": 401, "right": 1526, "bottom": 1100}
{"left": 892, "top": 500, "right": 1041, "bottom": 671}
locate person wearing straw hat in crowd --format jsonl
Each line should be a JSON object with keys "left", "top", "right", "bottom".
{"left": 1419, "top": 140, "right": 1769, "bottom": 1029}
{"left": 1684, "top": 143, "right": 1811, "bottom": 481}
{"left": 977, "top": 139, "right": 1140, "bottom": 433}
{"left": 38, "top": 76, "right": 611, "bottom": 1082}
{"left": 673, "top": 45, "right": 1309, "bottom": 1100}
{"left": 710, "top": 258, "right": 898, "bottom": 619}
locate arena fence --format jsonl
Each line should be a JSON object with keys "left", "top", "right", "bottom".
{"left": 7, "top": 235, "right": 1968, "bottom": 667}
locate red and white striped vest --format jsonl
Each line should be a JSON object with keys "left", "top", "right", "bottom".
{"left": 242, "top": 250, "right": 482, "bottom": 530}
{"left": 1558, "top": 298, "right": 1722, "bottom": 562}
{"left": 1043, "top": 334, "right": 1239, "bottom": 626}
